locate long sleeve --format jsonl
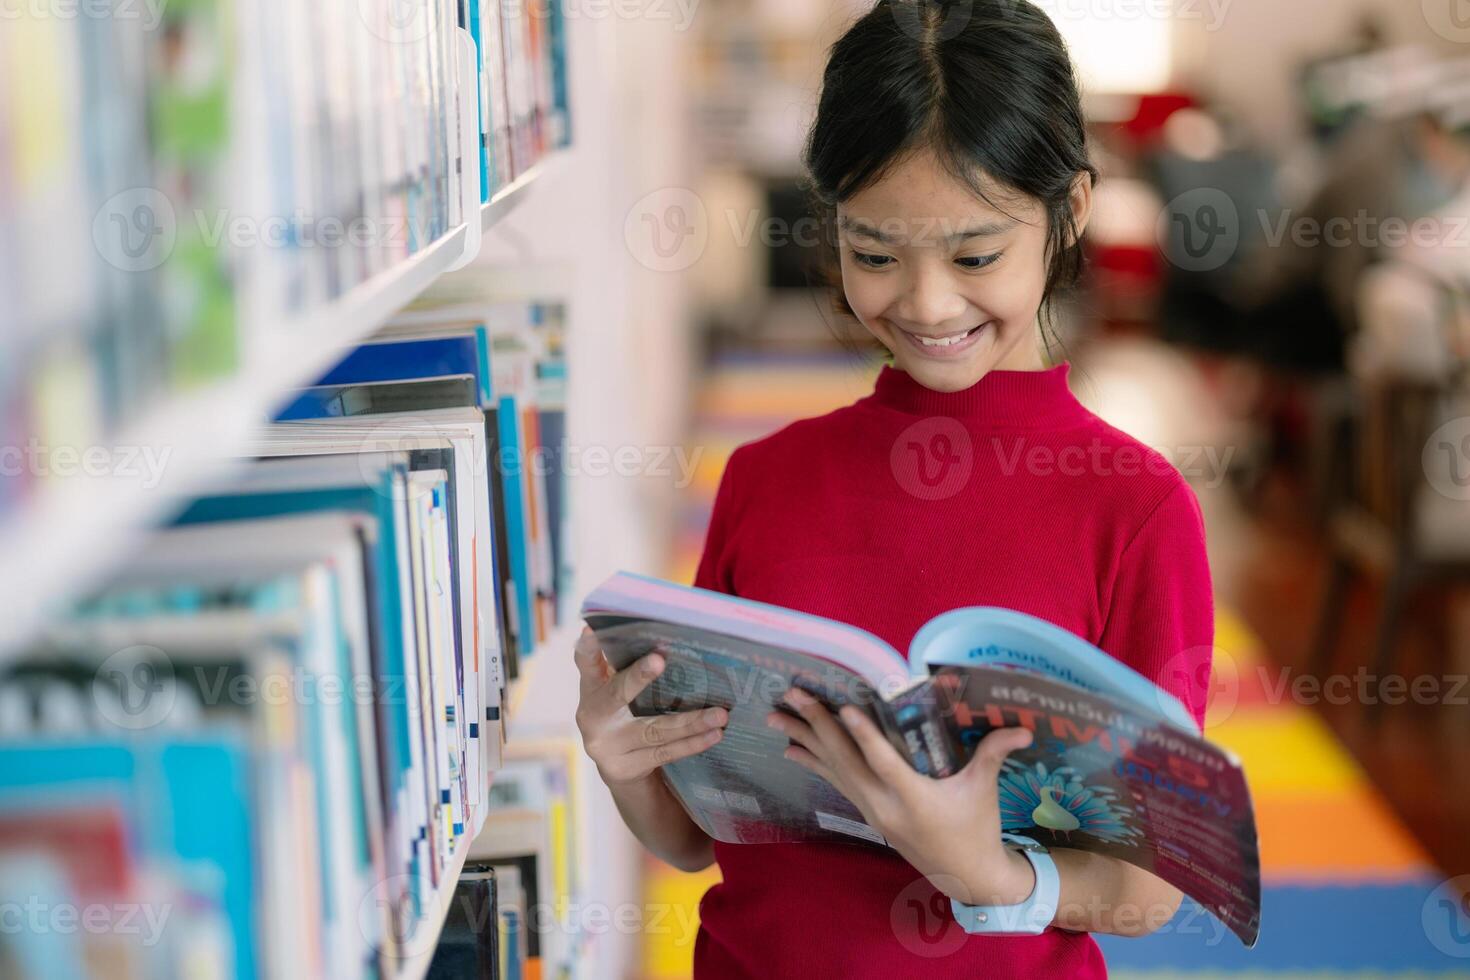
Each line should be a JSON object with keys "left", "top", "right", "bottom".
{"left": 1096, "top": 480, "right": 1216, "bottom": 732}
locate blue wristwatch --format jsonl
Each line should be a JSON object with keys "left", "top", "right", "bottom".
{"left": 950, "top": 833, "right": 1060, "bottom": 935}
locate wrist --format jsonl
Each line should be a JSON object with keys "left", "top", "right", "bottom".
{"left": 955, "top": 846, "right": 1036, "bottom": 907}
{"left": 949, "top": 842, "right": 1060, "bottom": 936}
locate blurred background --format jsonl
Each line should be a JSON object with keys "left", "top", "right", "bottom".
{"left": 4, "top": 0, "right": 1470, "bottom": 977}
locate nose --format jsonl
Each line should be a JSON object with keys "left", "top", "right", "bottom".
{"left": 892, "top": 261, "right": 968, "bottom": 331}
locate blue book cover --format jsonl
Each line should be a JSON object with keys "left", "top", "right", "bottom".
{"left": 175, "top": 472, "right": 417, "bottom": 881}
{"left": 536, "top": 407, "right": 567, "bottom": 619}
{"left": 311, "top": 336, "right": 486, "bottom": 400}
{"left": 497, "top": 394, "right": 535, "bottom": 656}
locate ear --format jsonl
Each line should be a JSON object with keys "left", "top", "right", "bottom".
{"left": 1063, "top": 172, "right": 1094, "bottom": 249}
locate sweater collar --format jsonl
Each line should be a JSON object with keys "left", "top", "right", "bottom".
{"left": 863, "top": 361, "right": 1089, "bottom": 427}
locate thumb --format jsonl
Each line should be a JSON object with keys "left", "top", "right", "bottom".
{"left": 961, "top": 725, "right": 1034, "bottom": 784}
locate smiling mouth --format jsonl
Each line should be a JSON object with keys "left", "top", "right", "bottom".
{"left": 901, "top": 323, "right": 987, "bottom": 348}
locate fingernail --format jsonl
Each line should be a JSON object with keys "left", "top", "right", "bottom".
{"left": 703, "top": 707, "right": 725, "bottom": 724}
{"left": 784, "top": 688, "right": 811, "bottom": 706}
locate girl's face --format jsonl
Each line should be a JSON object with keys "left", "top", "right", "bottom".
{"left": 838, "top": 149, "right": 1092, "bottom": 392}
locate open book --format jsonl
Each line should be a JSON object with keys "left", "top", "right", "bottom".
{"left": 581, "top": 571, "right": 1261, "bottom": 947}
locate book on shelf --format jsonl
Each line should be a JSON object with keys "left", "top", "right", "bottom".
{"left": 2, "top": 0, "right": 571, "bottom": 527}
{"left": 0, "top": 451, "right": 507, "bottom": 977}
{"left": 3, "top": 510, "right": 411, "bottom": 978}
{"left": 581, "top": 571, "right": 1263, "bottom": 948}
{"left": 469, "top": 736, "right": 588, "bottom": 980}
{"left": 428, "top": 863, "right": 502, "bottom": 980}
{"left": 278, "top": 299, "right": 572, "bottom": 685}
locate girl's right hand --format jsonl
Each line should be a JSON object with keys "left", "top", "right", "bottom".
{"left": 573, "top": 625, "right": 728, "bottom": 787}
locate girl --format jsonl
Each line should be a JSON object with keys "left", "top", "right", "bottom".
{"left": 573, "top": 0, "right": 1215, "bottom": 975}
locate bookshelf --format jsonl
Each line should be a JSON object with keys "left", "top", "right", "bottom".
{"left": 376, "top": 618, "right": 578, "bottom": 980}
{"left": 0, "top": 164, "right": 551, "bottom": 660}
{"left": 0, "top": 0, "right": 640, "bottom": 973}
{"left": 397, "top": 834, "right": 478, "bottom": 980}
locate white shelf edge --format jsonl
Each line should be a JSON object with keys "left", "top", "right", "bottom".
{"left": 391, "top": 833, "right": 477, "bottom": 980}
{"left": 0, "top": 154, "right": 558, "bottom": 658}
{"left": 480, "top": 151, "right": 561, "bottom": 232}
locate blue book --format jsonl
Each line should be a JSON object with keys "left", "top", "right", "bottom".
{"left": 497, "top": 394, "right": 535, "bottom": 656}
{"left": 537, "top": 407, "right": 567, "bottom": 620}
{"left": 174, "top": 460, "right": 423, "bottom": 895}
{"left": 311, "top": 336, "right": 489, "bottom": 404}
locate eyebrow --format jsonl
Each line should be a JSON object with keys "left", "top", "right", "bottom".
{"left": 838, "top": 215, "right": 1017, "bottom": 245}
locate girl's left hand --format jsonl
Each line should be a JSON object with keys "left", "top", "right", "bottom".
{"left": 767, "top": 686, "right": 1038, "bottom": 908}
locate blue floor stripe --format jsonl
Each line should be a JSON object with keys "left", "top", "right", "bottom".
{"left": 1097, "top": 878, "right": 1470, "bottom": 974}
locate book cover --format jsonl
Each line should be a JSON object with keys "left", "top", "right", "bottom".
{"left": 582, "top": 571, "right": 1262, "bottom": 947}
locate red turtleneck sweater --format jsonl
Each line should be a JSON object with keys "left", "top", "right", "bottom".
{"left": 688, "top": 361, "right": 1214, "bottom": 979}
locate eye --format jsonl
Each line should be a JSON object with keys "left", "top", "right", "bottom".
{"left": 850, "top": 249, "right": 894, "bottom": 269}
{"left": 956, "top": 252, "right": 1003, "bottom": 270}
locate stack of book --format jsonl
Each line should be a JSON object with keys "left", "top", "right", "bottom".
{"left": 0, "top": 296, "right": 573, "bottom": 979}
{"left": 277, "top": 298, "right": 572, "bottom": 680}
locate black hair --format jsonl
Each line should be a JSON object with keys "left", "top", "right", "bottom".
{"left": 802, "top": 0, "right": 1098, "bottom": 361}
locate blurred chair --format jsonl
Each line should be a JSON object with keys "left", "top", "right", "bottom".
{"left": 1309, "top": 262, "right": 1470, "bottom": 718}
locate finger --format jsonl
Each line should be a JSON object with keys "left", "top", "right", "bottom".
{"left": 602, "top": 652, "right": 665, "bottom": 710}
{"left": 574, "top": 626, "right": 611, "bottom": 695}
{"left": 783, "top": 744, "right": 838, "bottom": 787}
{"left": 620, "top": 705, "right": 728, "bottom": 753}
{"left": 765, "top": 709, "right": 820, "bottom": 755}
{"left": 962, "top": 726, "right": 1035, "bottom": 784}
{"left": 623, "top": 724, "right": 725, "bottom": 775}
{"left": 837, "top": 705, "right": 915, "bottom": 785}
{"left": 781, "top": 688, "right": 849, "bottom": 748}
{"left": 781, "top": 689, "right": 880, "bottom": 796}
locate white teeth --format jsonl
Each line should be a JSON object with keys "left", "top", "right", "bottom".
{"left": 917, "top": 328, "right": 975, "bottom": 347}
